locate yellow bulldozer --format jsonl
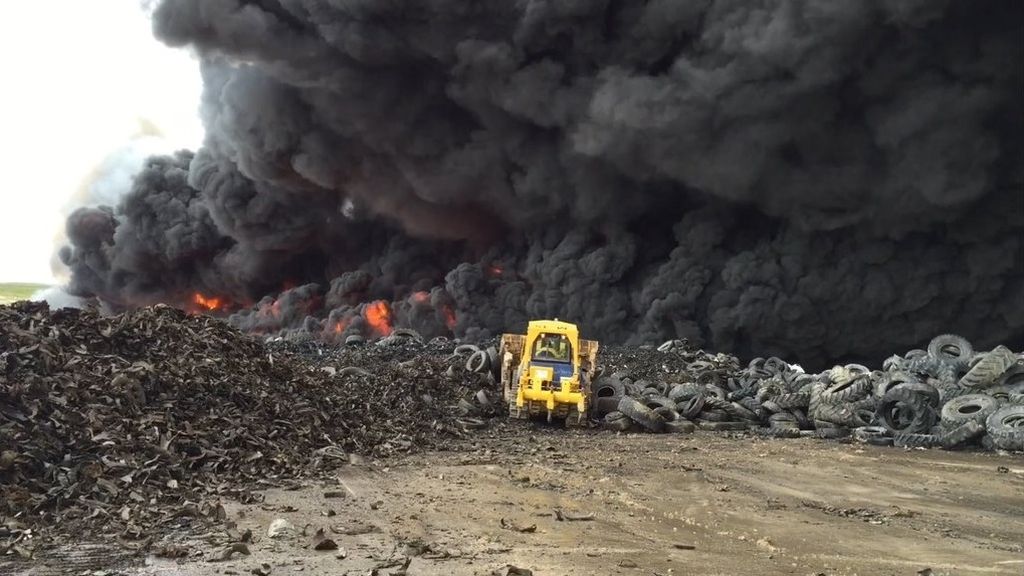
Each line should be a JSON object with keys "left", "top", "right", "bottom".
{"left": 499, "top": 319, "right": 599, "bottom": 426}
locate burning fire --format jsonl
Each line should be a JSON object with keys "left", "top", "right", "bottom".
{"left": 364, "top": 300, "right": 393, "bottom": 337}
{"left": 411, "top": 291, "right": 429, "bottom": 304}
{"left": 442, "top": 304, "right": 457, "bottom": 330}
{"left": 487, "top": 264, "right": 504, "bottom": 277}
{"left": 192, "top": 292, "right": 225, "bottom": 312}
{"left": 332, "top": 319, "right": 348, "bottom": 335}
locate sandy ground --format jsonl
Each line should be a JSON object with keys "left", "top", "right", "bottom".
{"left": 9, "top": 426, "right": 1024, "bottom": 576}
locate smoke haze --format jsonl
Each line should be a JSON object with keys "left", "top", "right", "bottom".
{"left": 60, "top": 0, "right": 1024, "bottom": 367}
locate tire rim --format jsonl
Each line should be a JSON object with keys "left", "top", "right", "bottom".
{"left": 1002, "top": 413, "right": 1024, "bottom": 429}
{"left": 940, "top": 344, "right": 963, "bottom": 358}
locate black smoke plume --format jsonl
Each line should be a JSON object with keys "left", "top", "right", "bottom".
{"left": 61, "top": 0, "right": 1024, "bottom": 367}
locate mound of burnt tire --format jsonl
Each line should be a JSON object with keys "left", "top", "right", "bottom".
{"left": 0, "top": 302, "right": 484, "bottom": 539}
{"left": 595, "top": 335, "right": 1023, "bottom": 452}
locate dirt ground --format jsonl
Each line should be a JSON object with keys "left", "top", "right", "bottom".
{"left": 10, "top": 425, "right": 1024, "bottom": 576}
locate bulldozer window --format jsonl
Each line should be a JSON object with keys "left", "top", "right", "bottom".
{"left": 533, "top": 334, "right": 571, "bottom": 362}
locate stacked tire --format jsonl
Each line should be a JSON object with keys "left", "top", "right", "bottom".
{"left": 588, "top": 335, "right": 1022, "bottom": 452}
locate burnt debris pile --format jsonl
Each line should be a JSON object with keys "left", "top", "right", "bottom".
{"left": 0, "top": 302, "right": 491, "bottom": 537}
{"left": 596, "top": 337, "right": 1024, "bottom": 450}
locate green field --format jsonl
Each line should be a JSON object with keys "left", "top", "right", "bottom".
{"left": 0, "top": 283, "right": 49, "bottom": 305}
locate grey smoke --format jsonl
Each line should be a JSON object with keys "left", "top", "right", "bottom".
{"left": 61, "top": 0, "right": 1024, "bottom": 367}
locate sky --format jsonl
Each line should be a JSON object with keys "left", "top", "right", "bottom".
{"left": 0, "top": 1, "right": 203, "bottom": 284}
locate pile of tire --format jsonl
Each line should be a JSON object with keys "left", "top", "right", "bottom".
{"left": 863, "top": 335, "right": 1024, "bottom": 451}
{"left": 595, "top": 335, "right": 1024, "bottom": 452}
{"left": 596, "top": 354, "right": 781, "bottom": 435}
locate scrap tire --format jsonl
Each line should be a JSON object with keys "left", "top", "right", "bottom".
{"left": 738, "top": 396, "right": 763, "bottom": 414}
{"left": 756, "top": 380, "right": 786, "bottom": 403}
{"left": 774, "top": 392, "right": 810, "bottom": 409}
{"left": 593, "top": 376, "right": 626, "bottom": 400}
{"left": 927, "top": 334, "right": 973, "bottom": 367}
{"left": 617, "top": 396, "right": 666, "bottom": 433}
{"left": 788, "top": 408, "right": 812, "bottom": 430}
{"left": 466, "top": 350, "right": 490, "bottom": 373}
{"left": 678, "top": 394, "right": 706, "bottom": 420}
{"left": 642, "top": 396, "right": 677, "bottom": 411}
{"left": 664, "top": 419, "right": 696, "bottom": 434}
{"left": 940, "top": 394, "right": 1000, "bottom": 426}
{"left": 849, "top": 397, "right": 878, "bottom": 426}
{"left": 652, "top": 406, "right": 681, "bottom": 423}
{"left": 602, "top": 411, "right": 632, "bottom": 432}
{"left": 668, "top": 383, "right": 702, "bottom": 402}
{"left": 594, "top": 396, "right": 621, "bottom": 417}
{"left": 820, "top": 376, "right": 871, "bottom": 404}
{"left": 937, "top": 382, "right": 971, "bottom": 404}
{"left": 813, "top": 403, "right": 857, "bottom": 427}
{"left": 703, "top": 384, "right": 729, "bottom": 400}
{"left": 958, "top": 346, "right": 1016, "bottom": 389}
{"left": 996, "top": 365, "right": 1024, "bottom": 394}
{"left": 486, "top": 346, "right": 499, "bottom": 372}
{"left": 703, "top": 396, "right": 731, "bottom": 412}
{"left": 850, "top": 397, "right": 878, "bottom": 410}
{"left": 817, "top": 427, "right": 850, "bottom": 440}
{"left": 853, "top": 426, "right": 891, "bottom": 443}
{"left": 764, "top": 357, "right": 790, "bottom": 373}
{"left": 769, "top": 411, "right": 797, "bottom": 425}
{"left": 874, "top": 371, "right": 917, "bottom": 398}
{"left": 985, "top": 405, "right": 1024, "bottom": 451}
{"left": 940, "top": 420, "right": 986, "bottom": 449}
{"left": 889, "top": 382, "right": 941, "bottom": 408}
{"left": 876, "top": 388, "right": 937, "bottom": 434}
{"left": 699, "top": 409, "right": 731, "bottom": 422}
{"left": 454, "top": 344, "right": 480, "bottom": 356}
{"left": 893, "top": 433, "right": 940, "bottom": 449}
{"left": 729, "top": 401, "right": 760, "bottom": 422}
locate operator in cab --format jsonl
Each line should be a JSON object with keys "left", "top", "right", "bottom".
{"left": 534, "top": 333, "right": 570, "bottom": 362}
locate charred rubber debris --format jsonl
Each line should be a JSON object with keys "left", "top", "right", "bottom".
{"left": 0, "top": 302, "right": 496, "bottom": 547}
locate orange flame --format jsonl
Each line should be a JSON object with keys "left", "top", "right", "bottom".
{"left": 442, "top": 305, "right": 457, "bottom": 330}
{"left": 411, "top": 291, "right": 429, "bottom": 304}
{"left": 365, "top": 300, "right": 393, "bottom": 337}
{"left": 332, "top": 319, "right": 348, "bottom": 335}
{"left": 487, "top": 264, "right": 503, "bottom": 278}
{"left": 192, "top": 292, "right": 224, "bottom": 312}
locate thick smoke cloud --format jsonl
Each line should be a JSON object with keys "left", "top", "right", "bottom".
{"left": 62, "top": 0, "right": 1023, "bottom": 367}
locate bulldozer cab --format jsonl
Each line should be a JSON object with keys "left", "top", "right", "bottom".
{"left": 529, "top": 331, "right": 574, "bottom": 382}
{"left": 532, "top": 332, "right": 572, "bottom": 362}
